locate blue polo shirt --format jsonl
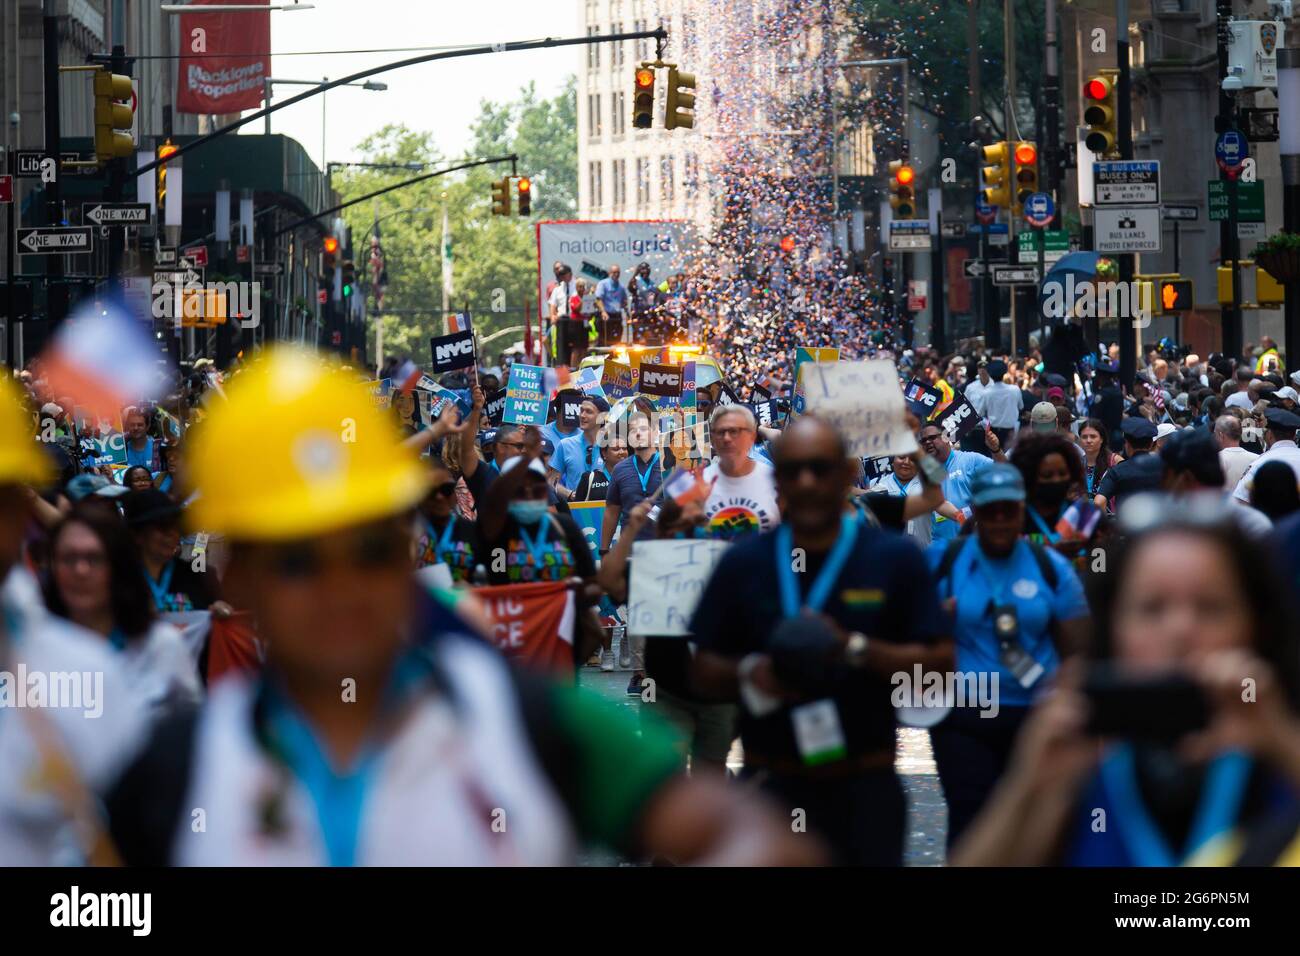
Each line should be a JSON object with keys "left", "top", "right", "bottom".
{"left": 125, "top": 436, "right": 155, "bottom": 470}
{"left": 540, "top": 420, "right": 576, "bottom": 452}
{"left": 932, "top": 449, "right": 995, "bottom": 541}
{"left": 926, "top": 537, "right": 1088, "bottom": 707}
{"left": 594, "top": 277, "right": 628, "bottom": 314}
{"left": 607, "top": 453, "right": 662, "bottom": 541}
{"left": 551, "top": 432, "right": 606, "bottom": 490}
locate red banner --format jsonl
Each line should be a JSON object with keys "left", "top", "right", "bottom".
{"left": 476, "top": 581, "right": 575, "bottom": 674}
{"left": 177, "top": 0, "right": 269, "bottom": 115}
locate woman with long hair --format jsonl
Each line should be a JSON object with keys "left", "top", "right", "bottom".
{"left": 43, "top": 504, "right": 200, "bottom": 710}
{"left": 1079, "top": 417, "right": 1122, "bottom": 501}
{"left": 953, "top": 495, "right": 1300, "bottom": 866}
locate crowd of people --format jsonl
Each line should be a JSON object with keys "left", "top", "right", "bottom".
{"left": 5, "top": 312, "right": 1300, "bottom": 868}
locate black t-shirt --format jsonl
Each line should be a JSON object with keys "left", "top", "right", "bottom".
{"left": 1094, "top": 451, "right": 1163, "bottom": 505}
{"left": 689, "top": 525, "right": 948, "bottom": 761}
{"left": 860, "top": 492, "right": 906, "bottom": 531}
{"left": 414, "top": 514, "right": 482, "bottom": 582}
{"left": 1088, "top": 386, "right": 1125, "bottom": 437}
{"left": 480, "top": 512, "right": 595, "bottom": 585}
{"left": 147, "top": 556, "right": 218, "bottom": 613}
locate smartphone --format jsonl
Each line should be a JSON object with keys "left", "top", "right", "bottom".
{"left": 1083, "top": 667, "right": 1209, "bottom": 742}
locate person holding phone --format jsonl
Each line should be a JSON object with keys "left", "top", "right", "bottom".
{"left": 952, "top": 495, "right": 1300, "bottom": 866}
{"left": 925, "top": 464, "right": 1091, "bottom": 848}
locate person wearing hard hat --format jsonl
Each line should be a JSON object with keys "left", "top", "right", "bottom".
{"left": 0, "top": 377, "right": 149, "bottom": 865}
{"left": 104, "top": 348, "right": 819, "bottom": 866}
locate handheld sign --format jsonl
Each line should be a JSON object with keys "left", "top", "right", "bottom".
{"left": 503, "top": 364, "right": 549, "bottom": 426}
{"left": 601, "top": 360, "right": 636, "bottom": 398}
{"left": 903, "top": 377, "right": 943, "bottom": 420}
{"left": 556, "top": 389, "right": 584, "bottom": 429}
{"left": 627, "top": 538, "right": 732, "bottom": 637}
{"left": 862, "top": 456, "right": 895, "bottom": 482}
{"left": 573, "top": 366, "right": 606, "bottom": 401}
{"left": 933, "top": 394, "right": 981, "bottom": 443}
{"left": 638, "top": 362, "right": 683, "bottom": 397}
{"left": 429, "top": 329, "right": 477, "bottom": 373}
{"left": 802, "top": 360, "right": 919, "bottom": 460}
{"left": 483, "top": 387, "right": 507, "bottom": 426}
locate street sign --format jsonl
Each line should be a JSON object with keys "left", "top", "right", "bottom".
{"left": 14, "top": 152, "right": 44, "bottom": 178}
{"left": 1094, "top": 206, "right": 1162, "bottom": 253}
{"left": 1094, "top": 160, "right": 1161, "bottom": 205}
{"left": 1238, "top": 221, "right": 1266, "bottom": 240}
{"left": 940, "top": 222, "right": 967, "bottom": 238}
{"left": 1017, "top": 230, "right": 1071, "bottom": 264}
{"left": 154, "top": 266, "right": 203, "bottom": 286}
{"left": 963, "top": 260, "right": 987, "bottom": 278}
{"left": 185, "top": 245, "right": 209, "bottom": 268}
{"left": 255, "top": 262, "right": 284, "bottom": 276}
{"left": 1215, "top": 130, "right": 1248, "bottom": 175}
{"left": 992, "top": 266, "right": 1040, "bottom": 286}
{"left": 82, "top": 202, "right": 151, "bottom": 226}
{"left": 907, "top": 280, "right": 928, "bottom": 312}
{"left": 1024, "top": 192, "right": 1055, "bottom": 228}
{"left": 1208, "top": 181, "right": 1265, "bottom": 222}
{"left": 0, "top": 175, "right": 11, "bottom": 204}
{"left": 236, "top": 245, "right": 251, "bottom": 263}
{"left": 16, "top": 226, "right": 93, "bottom": 255}
{"left": 969, "top": 222, "right": 1010, "bottom": 246}
{"left": 889, "top": 220, "right": 932, "bottom": 251}
{"left": 155, "top": 246, "right": 177, "bottom": 266}
{"left": 1163, "top": 204, "right": 1199, "bottom": 221}
{"left": 975, "top": 200, "right": 997, "bottom": 225}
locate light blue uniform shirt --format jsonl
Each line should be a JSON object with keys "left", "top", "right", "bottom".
{"left": 551, "top": 432, "right": 605, "bottom": 490}
{"left": 594, "top": 276, "right": 628, "bottom": 313}
{"left": 927, "top": 537, "right": 1089, "bottom": 706}
{"left": 931, "top": 449, "right": 995, "bottom": 541}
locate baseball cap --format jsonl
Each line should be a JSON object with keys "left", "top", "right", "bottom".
{"left": 1046, "top": 386, "right": 1065, "bottom": 402}
{"left": 1030, "top": 401, "right": 1058, "bottom": 432}
{"left": 1121, "top": 417, "right": 1158, "bottom": 440}
{"left": 1155, "top": 422, "right": 1178, "bottom": 441}
{"left": 65, "top": 473, "right": 130, "bottom": 502}
{"left": 969, "top": 464, "right": 1026, "bottom": 508}
{"left": 1275, "top": 386, "right": 1299, "bottom": 404}
{"left": 121, "top": 488, "right": 183, "bottom": 526}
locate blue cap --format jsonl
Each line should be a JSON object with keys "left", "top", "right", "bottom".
{"left": 1121, "top": 417, "right": 1158, "bottom": 440}
{"left": 1264, "top": 407, "right": 1300, "bottom": 430}
{"left": 540, "top": 438, "right": 556, "bottom": 457}
{"left": 969, "top": 463, "right": 1026, "bottom": 508}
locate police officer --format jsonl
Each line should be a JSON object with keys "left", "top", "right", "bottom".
{"left": 1093, "top": 417, "right": 1162, "bottom": 511}
{"left": 1231, "top": 407, "right": 1300, "bottom": 504}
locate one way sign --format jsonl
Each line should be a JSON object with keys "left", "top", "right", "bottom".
{"left": 16, "top": 227, "right": 93, "bottom": 255}
{"left": 83, "top": 202, "right": 151, "bottom": 226}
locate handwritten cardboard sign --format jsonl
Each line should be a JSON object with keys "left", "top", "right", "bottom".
{"left": 627, "top": 538, "right": 731, "bottom": 637}
{"left": 802, "top": 360, "right": 918, "bottom": 460}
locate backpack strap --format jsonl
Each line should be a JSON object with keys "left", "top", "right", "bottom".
{"left": 1025, "top": 539, "right": 1059, "bottom": 591}
{"left": 933, "top": 536, "right": 970, "bottom": 598}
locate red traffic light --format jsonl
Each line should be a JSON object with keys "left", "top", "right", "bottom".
{"left": 323, "top": 236, "right": 339, "bottom": 254}
{"left": 780, "top": 235, "right": 796, "bottom": 253}
{"left": 1014, "top": 143, "right": 1037, "bottom": 166}
{"left": 894, "top": 165, "right": 915, "bottom": 186}
{"left": 518, "top": 177, "right": 531, "bottom": 193}
{"left": 1084, "top": 78, "right": 1110, "bottom": 101}
{"left": 635, "top": 67, "right": 655, "bottom": 89}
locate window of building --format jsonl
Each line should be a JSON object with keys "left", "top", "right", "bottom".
{"left": 589, "top": 161, "right": 603, "bottom": 208}
{"left": 612, "top": 91, "right": 625, "bottom": 136}
{"left": 684, "top": 152, "right": 698, "bottom": 189}
{"left": 660, "top": 155, "right": 674, "bottom": 202}
{"left": 612, "top": 159, "right": 626, "bottom": 207}
{"left": 588, "top": 93, "right": 602, "bottom": 138}
{"left": 636, "top": 158, "right": 650, "bottom": 206}
{"left": 613, "top": 23, "right": 625, "bottom": 68}
{"left": 634, "top": 18, "right": 648, "bottom": 61}
{"left": 587, "top": 25, "right": 600, "bottom": 69}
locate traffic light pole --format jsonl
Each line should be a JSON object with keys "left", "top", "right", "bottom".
{"left": 1217, "top": 0, "right": 1244, "bottom": 364}
{"left": 42, "top": 1, "right": 67, "bottom": 337}
{"left": 105, "top": 41, "right": 129, "bottom": 287}
{"left": 1117, "top": 0, "right": 1137, "bottom": 393}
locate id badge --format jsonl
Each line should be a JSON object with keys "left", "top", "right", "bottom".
{"left": 791, "top": 699, "right": 848, "bottom": 766}
{"left": 998, "top": 640, "right": 1044, "bottom": 689}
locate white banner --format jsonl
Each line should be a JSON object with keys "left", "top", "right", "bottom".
{"left": 627, "top": 538, "right": 730, "bottom": 637}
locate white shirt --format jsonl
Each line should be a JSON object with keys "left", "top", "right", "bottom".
{"left": 963, "top": 378, "right": 989, "bottom": 411}
{"left": 1219, "top": 446, "right": 1259, "bottom": 492}
{"left": 868, "top": 473, "right": 932, "bottom": 547}
{"left": 547, "top": 279, "right": 576, "bottom": 320}
{"left": 1225, "top": 391, "right": 1254, "bottom": 410}
{"left": 702, "top": 458, "right": 781, "bottom": 537}
{"left": 120, "top": 620, "right": 203, "bottom": 712}
{"left": 970, "top": 382, "right": 1024, "bottom": 429}
{"left": 1232, "top": 439, "right": 1300, "bottom": 502}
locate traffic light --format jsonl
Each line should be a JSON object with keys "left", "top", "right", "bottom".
{"left": 633, "top": 66, "right": 656, "bottom": 129}
{"left": 1156, "top": 278, "right": 1193, "bottom": 313}
{"left": 323, "top": 235, "right": 339, "bottom": 274}
{"left": 1013, "top": 141, "right": 1038, "bottom": 212}
{"left": 665, "top": 66, "right": 696, "bottom": 131}
{"left": 93, "top": 69, "right": 135, "bottom": 163}
{"left": 888, "top": 160, "right": 916, "bottom": 218}
{"left": 1083, "top": 70, "right": 1119, "bottom": 158}
{"left": 516, "top": 176, "right": 531, "bottom": 216}
{"left": 156, "top": 140, "right": 177, "bottom": 215}
{"left": 980, "top": 141, "right": 1011, "bottom": 209}
{"left": 341, "top": 260, "right": 356, "bottom": 297}
{"left": 490, "top": 176, "right": 510, "bottom": 216}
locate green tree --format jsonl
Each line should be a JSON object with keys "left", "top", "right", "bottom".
{"left": 335, "top": 77, "right": 577, "bottom": 364}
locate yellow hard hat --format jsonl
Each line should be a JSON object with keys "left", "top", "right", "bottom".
{"left": 0, "top": 376, "right": 52, "bottom": 487}
{"left": 187, "top": 347, "right": 430, "bottom": 541}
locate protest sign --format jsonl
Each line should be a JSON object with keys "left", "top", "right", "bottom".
{"left": 79, "top": 432, "right": 128, "bottom": 467}
{"left": 503, "top": 364, "right": 549, "bottom": 425}
{"left": 802, "top": 360, "right": 918, "bottom": 459}
{"left": 601, "top": 360, "right": 636, "bottom": 399}
{"left": 638, "top": 362, "right": 683, "bottom": 397}
{"left": 483, "top": 387, "right": 507, "bottom": 426}
{"left": 793, "top": 347, "right": 840, "bottom": 414}
{"left": 556, "top": 389, "right": 583, "bottom": 429}
{"left": 567, "top": 500, "right": 605, "bottom": 559}
{"left": 715, "top": 381, "right": 740, "bottom": 407}
{"left": 359, "top": 379, "right": 392, "bottom": 410}
{"left": 627, "top": 538, "right": 731, "bottom": 637}
{"left": 933, "top": 394, "right": 981, "bottom": 443}
{"left": 477, "top": 581, "right": 576, "bottom": 674}
{"left": 752, "top": 401, "right": 775, "bottom": 426}
{"left": 429, "top": 329, "right": 477, "bottom": 373}
{"left": 573, "top": 366, "right": 606, "bottom": 401}
{"left": 862, "top": 456, "right": 895, "bottom": 482}
{"left": 903, "top": 377, "right": 944, "bottom": 420}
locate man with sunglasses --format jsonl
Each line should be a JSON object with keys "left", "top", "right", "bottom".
{"left": 701, "top": 406, "right": 779, "bottom": 540}
{"left": 690, "top": 416, "right": 953, "bottom": 865}
{"left": 413, "top": 459, "right": 481, "bottom": 584}
{"left": 104, "top": 348, "right": 819, "bottom": 866}
{"left": 920, "top": 421, "right": 1006, "bottom": 544}
{"left": 459, "top": 387, "right": 568, "bottom": 516}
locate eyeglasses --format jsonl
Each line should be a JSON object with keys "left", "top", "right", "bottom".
{"left": 432, "top": 482, "right": 457, "bottom": 498}
{"left": 919, "top": 433, "right": 944, "bottom": 445}
{"left": 54, "top": 550, "right": 108, "bottom": 570}
{"left": 496, "top": 440, "right": 524, "bottom": 452}
{"left": 712, "top": 427, "right": 754, "bottom": 440}
{"left": 775, "top": 458, "right": 839, "bottom": 481}
{"left": 261, "top": 526, "right": 408, "bottom": 580}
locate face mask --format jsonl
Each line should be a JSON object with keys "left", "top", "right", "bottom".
{"left": 1035, "top": 480, "right": 1070, "bottom": 508}
{"left": 671, "top": 525, "right": 709, "bottom": 540}
{"left": 508, "top": 500, "right": 549, "bottom": 525}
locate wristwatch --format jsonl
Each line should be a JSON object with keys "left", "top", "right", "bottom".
{"left": 845, "top": 632, "right": 871, "bottom": 668}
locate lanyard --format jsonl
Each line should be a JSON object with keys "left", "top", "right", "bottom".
{"left": 1027, "top": 506, "right": 1062, "bottom": 544}
{"left": 425, "top": 515, "right": 457, "bottom": 562}
{"left": 517, "top": 522, "right": 552, "bottom": 571}
{"left": 145, "top": 561, "right": 175, "bottom": 611}
{"left": 774, "top": 514, "right": 859, "bottom": 619}
{"left": 633, "top": 453, "right": 659, "bottom": 495}
{"left": 890, "top": 474, "right": 909, "bottom": 496}
{"left": 1101, "top": 744, "right": 1253, "bottom": 866}
{"left": 969, "top": 545, "right": 1015, "bottom": 606}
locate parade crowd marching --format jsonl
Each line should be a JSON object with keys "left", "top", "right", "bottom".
{"left": 6, "top": 266, "right": 1300, "bottom": 869}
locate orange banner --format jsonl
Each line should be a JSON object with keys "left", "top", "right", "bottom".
{"left": 477, "top": 581, "right": 576, "bottom": 674}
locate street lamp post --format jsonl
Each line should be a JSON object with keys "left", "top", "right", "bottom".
{"left": 1279, "top": 48, "right": 1300, "bottom": 364}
